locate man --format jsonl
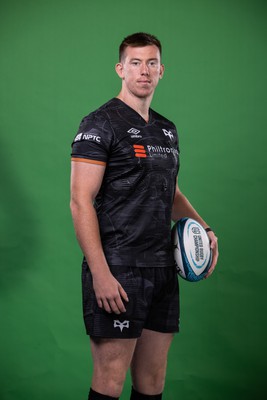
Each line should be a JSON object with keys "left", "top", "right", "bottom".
{"left": 70, "top": 32, "right": 218, "bottom": 400}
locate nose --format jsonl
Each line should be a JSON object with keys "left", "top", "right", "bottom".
{"left": 140, "top": 62, "right": 149, "bottom": 75}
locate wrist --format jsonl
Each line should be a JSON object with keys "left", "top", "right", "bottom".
{"left": 90, "top": 264, "right": 111, "bottom": 279}
{"left": 205, "top": 227, "right": 213, "bottom": 233}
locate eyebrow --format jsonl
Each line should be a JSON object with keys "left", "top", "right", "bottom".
{"left": 130, "top": 58, "right": 159, "bottom": 62}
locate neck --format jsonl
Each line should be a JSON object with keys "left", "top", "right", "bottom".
{"left": 116, "top": 91, "right": 153, "bottom": 123}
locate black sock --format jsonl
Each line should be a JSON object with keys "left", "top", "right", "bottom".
{"left": 88, "top": 387, "right": 119, "bottom": 400}
{"left": 130, "top": 386, "right": 162, "bottom": 400}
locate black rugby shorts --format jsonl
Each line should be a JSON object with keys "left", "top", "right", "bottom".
{"left": 81, "top": 261, "right": 180, "bottom": 338}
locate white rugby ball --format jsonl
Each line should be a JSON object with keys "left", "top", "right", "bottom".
{"left": 172, "top": 218, "right": 212, "bottom": 282}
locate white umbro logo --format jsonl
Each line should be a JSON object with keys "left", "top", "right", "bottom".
{"left": 113, "top": 320, "right": 130, "bottom": 332}
{"left": 128, "top": 128, "right": 140, "bottom": 134}
{"left": 162, "top": 129, "right": 174, "bottom": 141}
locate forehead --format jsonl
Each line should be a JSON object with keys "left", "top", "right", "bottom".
{"left": 123, "top": 45, "right": 161, "bottom": 61}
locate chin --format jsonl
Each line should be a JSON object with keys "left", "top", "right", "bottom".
{"left": 134, "top": 89, "right": 154, "bottom": 98}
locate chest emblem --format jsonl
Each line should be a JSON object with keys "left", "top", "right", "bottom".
{"left": 162, "top": 129, "right": 174, "bottom": 141}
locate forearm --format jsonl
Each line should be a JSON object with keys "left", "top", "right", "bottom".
{"left": 172, "top": 189, "right": 209, "bottom": 229}
{"left": 70, "top": 199, "right": 129, "bottom": 312}
{"left": 70, "top": 199, "right": 110, "bottom": 277}
{"left": 70, "top": 161, "right": 129, "bottom": 313}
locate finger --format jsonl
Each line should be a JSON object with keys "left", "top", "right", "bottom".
{"left": 205, "top": 270, "right": 212, "bottom": 279}
{"left": 102, "top": 299, "right": 112, "bottom": 313}
{"left": 210, "top": 237, "right": 218, "bottom": 250}
{"left": 205, "top": 265, "right": 214, "bottom": 279}
{"left": 97, "top": 298, "right": 103, "bottom": 309}
{"left": 108, "top": 298, "right": 123, "bottom": 314}
{"left": 114, "top": 294, "right": 127, "bottom": 313}
{"left": 210, "top": 255, "right": 217, "bottom": 271}
{"left": 119, "top": 285, "right": 129, "bottom": 302}
{"left": 205, "top": 252, "right": 218, "bottom": 279}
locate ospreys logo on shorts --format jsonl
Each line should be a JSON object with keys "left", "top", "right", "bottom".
{"left": 113, "top": 320, "right": 130, "bottom": 332}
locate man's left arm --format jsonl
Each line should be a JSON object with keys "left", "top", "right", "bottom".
{"left": 172, "top": 183, "right": 219, "bottom": 278}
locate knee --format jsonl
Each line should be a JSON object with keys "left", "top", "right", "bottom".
{"left": 132, "top": 366, "right": 166, "bottom": 395}
{"left": 92, "top": 363, "right": 126, "bottom": 397}
{"left": 105, "top": 373, "right": 125, "bottom": 397}
{"left": 147, "top": 370, "right": 165, "bottom": 394}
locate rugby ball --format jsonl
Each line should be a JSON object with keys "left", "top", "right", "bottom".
{"left": 172, "top": 218, "right": 212, "bottom": 282}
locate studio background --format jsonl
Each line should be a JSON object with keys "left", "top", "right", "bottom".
{"left": 1, "top": 0, "right": 266, "bottom": 399}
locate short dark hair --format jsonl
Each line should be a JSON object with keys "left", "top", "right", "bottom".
{"left": 119, "top": 32, "right": 162, "bottom": 61}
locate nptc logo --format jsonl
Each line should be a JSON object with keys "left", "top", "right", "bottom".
{"left": 113, "top": 320, "right": 130, "bottom": 332}
{"left": 74, "top": 133, "right": 83, "bottom": 141}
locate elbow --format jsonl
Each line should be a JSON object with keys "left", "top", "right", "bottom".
{"left": 70, "top": 197, "right": 82, "bottom": 218}
{"left": 70, "top": 198, "right": 77, "bottom": 218}
{"left": 70, "top": 195, "right": 94, "bottom": 218}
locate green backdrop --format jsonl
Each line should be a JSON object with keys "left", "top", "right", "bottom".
{"left": 1, "top": 0, "right": 266, "bottom": 399}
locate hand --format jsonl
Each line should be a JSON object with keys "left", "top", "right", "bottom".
{"left": 92, "top": 270, "right": 129, "bottom": 314}
{"left": 205, "top": 230, "right": 219, "bottom": 279}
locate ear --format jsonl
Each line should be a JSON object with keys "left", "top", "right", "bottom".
{"left": 115, "top": 62, "right": 124, "bottom": 79}
{"left": 159, "top": 64, "right": 165, "bottom": 79}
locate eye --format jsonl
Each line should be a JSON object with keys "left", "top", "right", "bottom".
{"left": 131, "top": 61, "right": 140, "bottom": 66}
{"left": 148, "top": 60, "right": 158, "bottom": 67}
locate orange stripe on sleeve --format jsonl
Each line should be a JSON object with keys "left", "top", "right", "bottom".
{"left": 71, "top": 157, "right": 106, "bottom": 166}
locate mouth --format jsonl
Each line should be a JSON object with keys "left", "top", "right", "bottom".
{"left": 137, "top": 80, "right": 151, "bottom": 84}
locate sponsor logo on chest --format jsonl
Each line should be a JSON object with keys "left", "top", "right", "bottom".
{"left": 126, "top": 127, "right": 178, "bottom": 160}
{"left": 133, "top": 144, "right": 178, "bottom": 159}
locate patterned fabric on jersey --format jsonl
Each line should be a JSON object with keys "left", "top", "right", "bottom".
{"left": 71, "top": 98, "right": 180, "bottom": 268}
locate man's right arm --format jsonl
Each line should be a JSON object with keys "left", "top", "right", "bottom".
{"left": 70, "top": 161, "right": 128, "bottom": 314}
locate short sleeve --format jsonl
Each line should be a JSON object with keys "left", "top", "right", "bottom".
{"left": 71, "top": 111, "right": 114, "bottom": 166}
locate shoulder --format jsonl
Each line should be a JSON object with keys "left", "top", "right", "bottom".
{"left": 150, "top": 108, "right": 177, "bottom": 130}
{"left": 72, "top": 99, "right": 119, "bottom": 148}
{"left": 79, "top": 98, "right": 117, "bottom": 128}
{"left": 150, "top": 108, "right": 179, "bottom": 147}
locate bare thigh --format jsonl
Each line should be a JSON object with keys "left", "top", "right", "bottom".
{"left": 131, "top": 329, "right": 174, "bottom": 395}
{"left": 90, "top": 337, "right": 137, "bottom": 397}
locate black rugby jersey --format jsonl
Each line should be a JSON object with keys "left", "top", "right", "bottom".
{"left": 71, "top": 98, "right": 180, "bottom": 267}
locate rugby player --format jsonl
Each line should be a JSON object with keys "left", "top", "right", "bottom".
{"left": 70, "top": 32, "right": 218, "bottom": 400}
